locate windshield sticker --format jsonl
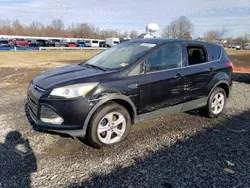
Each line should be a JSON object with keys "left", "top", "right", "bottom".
{"left": 120, "top": 62, "right": 129, "bottom": 67}
{"left": 140, "top": 43, "right": 156, "bottom": 47}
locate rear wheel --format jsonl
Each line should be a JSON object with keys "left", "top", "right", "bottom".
{"left": 204, "top": 87, "right": 227, "bottom": 118}
{"left": 86, "top": 102, "right": 131, "bottom": 148}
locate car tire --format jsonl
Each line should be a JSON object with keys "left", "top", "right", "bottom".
{"left": 86, "top": 102, "right": 131, "bottom": 148}
{"left": 204, "top": 87, "right": 227, "bottom": 118}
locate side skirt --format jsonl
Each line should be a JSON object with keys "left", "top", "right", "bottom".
{"left": 138, "top": 97, "right": 208, "bottom": 122}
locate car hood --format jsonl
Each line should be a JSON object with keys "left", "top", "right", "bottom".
{"left": 33, "top": 64, "right": 115, "bottom": 90}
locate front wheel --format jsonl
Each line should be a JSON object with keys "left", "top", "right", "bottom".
{"left": 204, "top": 87, "right": 227, "bottom": 118}
{"left": 86, "top": 102, "right": 131, "bottom": 148}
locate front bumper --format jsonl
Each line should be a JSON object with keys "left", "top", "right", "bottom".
{"left": 27, "top": 109, "right": 87, "bottom": 137}
{"left": 27, "top": 84, "right": 92, "bottom": 137}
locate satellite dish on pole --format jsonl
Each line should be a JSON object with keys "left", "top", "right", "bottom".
{"left": 146, "top": 23, "right": 159, "bottom": 37}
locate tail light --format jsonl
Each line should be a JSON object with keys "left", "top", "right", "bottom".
{"left": 226, "top": 61, "right": 234, "bottom": 71}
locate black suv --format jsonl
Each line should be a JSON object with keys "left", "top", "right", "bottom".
{"left": 27, "top": 39, "right": 233, "bottom": 148}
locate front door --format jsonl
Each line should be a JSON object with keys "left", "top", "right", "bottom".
{"left": 138, "top": 44, "right": 186, "bottom": 114}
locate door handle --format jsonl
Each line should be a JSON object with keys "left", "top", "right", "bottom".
{"left": 175, "top": 73, "right": 183, "bottom": 78}
{"left": 209, "top": 67, "right": 214, "bottom": 72}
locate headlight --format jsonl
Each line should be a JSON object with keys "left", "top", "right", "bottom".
{"left": 50, "top": 83, "right": 98, "bottom": 98}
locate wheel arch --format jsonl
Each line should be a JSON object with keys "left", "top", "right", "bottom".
{"left": 82, "top": 94, "right": 138, "bottom": 136}
{"left": 209, "top": 80, "right": 230, "bottom": 98}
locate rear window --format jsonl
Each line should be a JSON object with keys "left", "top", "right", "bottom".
{"left": 187, "top": 46, "right": 207, "bottom": 65}
{"left": 92, "top": 40, "right": 98, "bottom": 43}
{"left": 206, "top": 45, "right": 222, "bottom": 61}
{"left": 114, "top": 41, "right": 119, "bottom": 44}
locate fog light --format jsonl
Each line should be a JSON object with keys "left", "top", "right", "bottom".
{"left": 41, "top": 117, "right": 64, "bottom": 124}
{"left": 40, "top": 105, "right": 64, "bottom": 125}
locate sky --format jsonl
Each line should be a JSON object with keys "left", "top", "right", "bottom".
{"left": 0, "top": 0, "right": 250, "bottom": 38}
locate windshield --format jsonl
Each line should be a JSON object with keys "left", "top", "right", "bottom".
{"left": 83, "top": 42, "right": 156, "bottom": 69}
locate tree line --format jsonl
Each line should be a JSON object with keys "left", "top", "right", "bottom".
{"left": 1, "top": 17, "right": 249, "bottom": 45}
{"left": 0, "top": 19, "right": 139, "bottom": 39}
{"left": 162, "top": 16, "right": 250, "bottom": 45}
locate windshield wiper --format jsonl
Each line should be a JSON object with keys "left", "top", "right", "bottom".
{"left": 85, "top": 63, "right": 106, "bottom": 71}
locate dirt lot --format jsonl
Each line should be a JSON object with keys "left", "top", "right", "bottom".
{"left": 0, "top": 50, "right": 250, "bottom": 187}
{"left": 0, "top": 50, "right": 100, "bottom": 88}
{"left": 226, "top": 50, "right": 250, "bottom": 67}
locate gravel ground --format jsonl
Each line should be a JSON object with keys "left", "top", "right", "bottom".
{"left": 0, "top": 74, "right": 250, "bottom": 188}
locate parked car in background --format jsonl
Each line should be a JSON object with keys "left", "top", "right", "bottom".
{"left": 27, "top": 39, "right": 233, "bottom": 148}
{"left": 84, "top": 39, "right": 99, "bottom": 47}
{"left": 76, "top": 41, "right": 87, "bottom": 47}
{"left": 66, "top": 42, "right": 77, "bottom": 47}
{"left": 99, "top": 40, "right": 108, "bottom": 48}
{"left": 231, "top": 44, "right": 242, "bottom": 50}
{"left": 84, "top": 40, "right": 91, "bottom": 47}
{"left": 47, "top": 39, "right": 66, "bottom": 47}
{"left": 243, "top": 45, "right": 250, "bottom": 50}
{"left": 91, "top": 40, "right": 99, "bottom": 47}
{"left": 105, "top": 38, "right": 120, "bottom": 47}
{"left": 120, "top": 38, "right": 131, "bottom": 43}
{"left": 10, "top": 38, "right": 29, "bottom": 46}
{"left": 29, "top": 39, "right": 48, "bottom": 47}
{"left": 0, "top": 39, "right": 10, "bottom": 47}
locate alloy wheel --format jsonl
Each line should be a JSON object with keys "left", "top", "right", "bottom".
{"left": 211, "top": 92, "right": 225, "bottom": 114}
{"left": 97, "top": 112, "right": 126, "bottom": 144}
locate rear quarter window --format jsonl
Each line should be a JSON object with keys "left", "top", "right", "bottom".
{"left": 206, "top": 45, "right": 222, "bottom": 61}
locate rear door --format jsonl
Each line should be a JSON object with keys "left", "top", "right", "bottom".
{"left": 181, "top": 43, "right": 219, "bottom": 102}
{"left": 138, "top": 44, "right": 186, "bottom": 114}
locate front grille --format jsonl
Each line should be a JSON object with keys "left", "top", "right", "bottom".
{"left": 28, "top": 97, "right": 38, "bottom": 117}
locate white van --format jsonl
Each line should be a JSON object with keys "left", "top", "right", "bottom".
{"left": 105, "top": 38, "right": 120, "bottom": 47}
{"left": 91, "top": 40, "right": 99, "bottom": 47}
{"left": 84, "top": 39, "right": 99, "bottom": 47}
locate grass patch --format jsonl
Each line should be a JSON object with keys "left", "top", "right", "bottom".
{"left": 0, "top": 50, "right": 101, "bottom": 68}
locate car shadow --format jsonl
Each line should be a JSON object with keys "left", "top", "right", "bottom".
{"left": 69, "top": 109, "right": 250, "bottom": 188}
{"left": 0, "top": 131, "right": 37, "bottom": 188}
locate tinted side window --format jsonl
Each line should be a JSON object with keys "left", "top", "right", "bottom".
{"left": 206, "top": 45, "right": 221, "bottom": 61}
{"left": 187, "top": 46, "right": 207, "bottom": 65}
{"left": 146, "top": 45, "right": 182, "bottom": 73}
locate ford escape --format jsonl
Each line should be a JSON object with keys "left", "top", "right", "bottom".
{"left": 27, "top": 39, "right": 233, "bottom": 148}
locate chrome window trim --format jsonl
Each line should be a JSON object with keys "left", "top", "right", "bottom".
{"left": 146, "top": 58, "right": 220, "bottom": 75}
